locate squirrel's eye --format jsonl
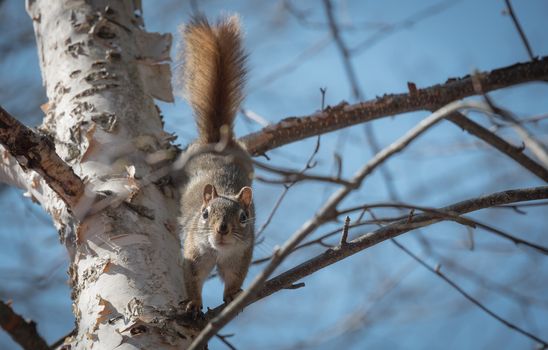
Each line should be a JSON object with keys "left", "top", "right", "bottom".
{"left": 202, "top": 208, "right": 209, "bottom": 220}
{"left": 239, "top": 210, "right": 247, "bottom": 224}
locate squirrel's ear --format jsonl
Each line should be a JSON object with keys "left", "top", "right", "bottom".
{"left": 237, "top": 186, "right": 253, "bottom": 208}
{"left": 203, "top": 184, "right": 218, "bottom": 204}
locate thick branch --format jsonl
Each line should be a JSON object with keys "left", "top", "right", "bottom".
{"left": 0, "top": 105, "right": 84, "bottom": 208}
{"left": 0, "top": 300, "right": 49, "bottom": 350}
{"left": 240, "top": 56, "right": 548, "bottom": 156}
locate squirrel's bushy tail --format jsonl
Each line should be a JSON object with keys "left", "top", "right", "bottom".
{"left": 182, "top": 15, "right": 247, "bottom": 144}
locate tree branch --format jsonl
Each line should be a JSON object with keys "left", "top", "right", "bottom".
{"left": 503, "top": 0, "right": 535, "bottom": 60}
{"left": 391, "top": 238, "right": 547, "bottom": 346}
{"left": 0, "top": 300, "right": 49, "bottom": 350}
{"left": 254, "top": 161, "right": 353, "bottom": 186}
{"left": 0, "top": 105, "right": 84, "bottom": 208}
{"left": 246, "top": 186, "right": 548, "bottom": 309}
{"left": 480, "top": 93, "right": 548, "bottom": 167}
{"left": 323, "top": 0, "right": 362, "bottom": 100}
{"left": 188, "top": 100, "right": 494, "bottom": 349}
{"left": 447, "top": 112, "right": 548, "bottom": 181}
{"left": 192, "top": 186, "right": 548, "bottom": 345}
{"left": 334, "top": 203, "right": 548, "bottom": 254}
{"left": 240, "top": 57, "right": 548, "bottom": 156}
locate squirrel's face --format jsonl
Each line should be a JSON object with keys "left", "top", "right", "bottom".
{"left": 201, "top": 184, "right": 253, "bottom": 251}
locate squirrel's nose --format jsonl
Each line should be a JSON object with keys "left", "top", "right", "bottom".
{"left": 218, "top": 222, "right": 229, "bottom": 235}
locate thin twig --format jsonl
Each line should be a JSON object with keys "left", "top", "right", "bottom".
{"left": 434, "top": 254, "right": 548, "bottom": 308}
{"left": 351, "top": 0, "right": 461, "bottom": 54}
{"left": 254, "top": 161, "right": 352, "bottom": 186}
{"left": 336, "top": 202, "right": 548, "bottom": 254}
{"left": 339, "top": 216, "right": 350, "bottom": 246}
{"left": 503, "top": 0, "right": 535, "bottom": 60}
{"left": 284, "top": 0, "right": 388, "bottom": 31}
{"left": 255, "top": 136, "right": 322, "bottom": 239}
{"left": 320, "top": 87, "right": 327, "bottom": 110}
{"left": 250, "top": 35, "right": 332, "bottom": 90}
{"left": 391, "top": 238, "right": 547, "bottom": 347}
{"left": 216, "top": 333, "right": 237, "bottom": 350}
{"left": 497, "top": 200, "right": 548, "bottom": 209}
{"left": 255, "top": 175, "right": 351, "bottom": 186}
{"left": 323, "top": 0, "right": 362, "bottom": 100}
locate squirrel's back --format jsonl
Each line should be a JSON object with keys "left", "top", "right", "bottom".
{"left": 181, "top": 15, "right": 247, "bottom": 144}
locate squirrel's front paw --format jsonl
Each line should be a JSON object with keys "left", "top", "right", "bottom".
{"left": 180, "top": 299, "right": 202, "bottom": 319}
{"left": 223, "top": 288, "right": 243, "bottom": 304}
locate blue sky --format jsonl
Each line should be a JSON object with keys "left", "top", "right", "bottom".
{"left": 0, "top": 0, "right": 547, "bottom": 349}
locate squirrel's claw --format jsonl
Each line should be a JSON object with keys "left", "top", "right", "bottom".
{"left": 180, "top": 299, "right": 203, "bottom": 319}
{"left": 223, "top": 288, "right": 243, "bottom": 304}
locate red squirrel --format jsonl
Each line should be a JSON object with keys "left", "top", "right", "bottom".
{"left": 178, "top": 15, "right": 255, "bottom": 317}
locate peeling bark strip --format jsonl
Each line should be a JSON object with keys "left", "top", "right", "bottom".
{"left": 241, "top": 57, "right": 548, "bottom": 156}
{"left": 0, "top": 300, "right": 50, "bottom": 350}
{"left": 26, "top": 0, "right": 189, "bottom": 348}
{"left": 0, "top": 105, "right": 84, "bottom": 208}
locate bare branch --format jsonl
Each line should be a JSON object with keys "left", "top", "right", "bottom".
{"left": 351, "top": 0, "right": 461, "bottom": 54}
{"left": 240, "top": 57, "right": 548, "bottom": 157}
{"left": 250, "top": 35, "right": 331, "bottom": 90}
{"left": 0, "top": 105, "right": 84, "bottom": 208}
{"left": 339, "top": 216, "right": 350, "bottom": 246}
{"left": 216, "top": 333, "right": 237, "bottom": 350}
{"left": 480, "top": 94, "right": 548, "bottom": 168}
{"left": 503, "top": 0, "right": 535, "bottom": 60}
{"left": 434, "top": 255, "right": 548, "bottom": 308}
{"left": 336, "top": 202, "right": 548, "bottom": 254}
{"left": 323, "top": 0, "right": 362, "bottom": 100}
{"left": 254, "top": 161, "right": 352, "bottom": 186}
{"left": 391, "top": 239, "right": 547, "bottom": 346}
{"left": 248, "top": 186, "right": 548, "bottom": 310}
{"left": 0, "top": 300, "right": 49, "bottom": 350}
{"left": 255, "top": 136, "right": 321, "bottom": 239}
{"left": 447, "top": 112, "right": 548, "bottom": 181}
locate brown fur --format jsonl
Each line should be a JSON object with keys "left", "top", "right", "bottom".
{"left": 181, "top": 15, "right": 247, "bottom": 143}
{"left": 178, "top": 15, "right": 254, "bottom": 317}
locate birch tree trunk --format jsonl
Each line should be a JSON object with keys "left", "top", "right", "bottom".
{"left": 25, "top": 0, "right": 193, "bottom": 348}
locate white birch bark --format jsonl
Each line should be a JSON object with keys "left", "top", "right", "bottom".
{"left": 25, "top": 0, "right": 193, "bottom": 348}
